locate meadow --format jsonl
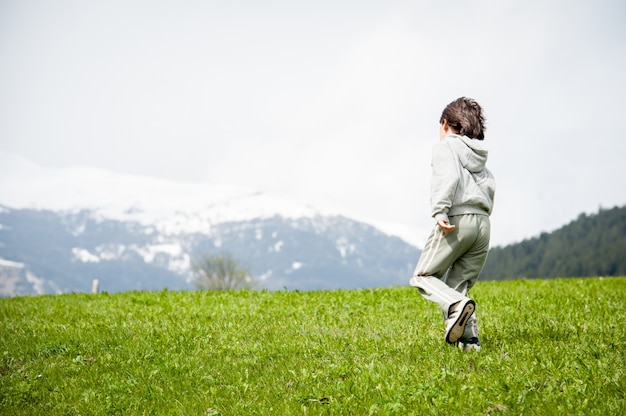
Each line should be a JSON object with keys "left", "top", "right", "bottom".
{"left": 1, "top": 277, "right": 624, "bottom": 415}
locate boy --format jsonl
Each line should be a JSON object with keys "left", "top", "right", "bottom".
{"left": 409, "top": 97, "right": 495, "bottom": 352}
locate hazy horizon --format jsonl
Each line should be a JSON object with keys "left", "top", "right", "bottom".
{"left": 2, "top": 0, "right": 625, "bottom": 248}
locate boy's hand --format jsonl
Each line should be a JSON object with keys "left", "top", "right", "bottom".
{"left": 437, "top": 220, "right": 456, "bottom": 234}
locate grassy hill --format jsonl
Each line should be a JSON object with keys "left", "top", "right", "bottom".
{"left": 1, "top": 278, "right": 625, "bottom": 415}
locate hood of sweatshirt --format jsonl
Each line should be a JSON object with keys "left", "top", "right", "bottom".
{"left": 445, "top": 134, "right": 489, "bottom": 173}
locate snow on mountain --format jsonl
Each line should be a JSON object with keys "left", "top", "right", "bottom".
{"left": 0, "top": 152, "right": 421, "bottom": 295}
{"left": 0, "top": 152, "right": 423, "bottom": 247}
{"left": 0, "top": 257, "right": 55, "bottom": 296}
{"left": 0, "top": 152, "right": 335, "bottom": 234}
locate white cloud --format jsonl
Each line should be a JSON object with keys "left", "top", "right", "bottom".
{"left": 1, "top": 0, "right": 625, "bottom": 248}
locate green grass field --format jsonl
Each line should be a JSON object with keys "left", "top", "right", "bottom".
{"left": 1, "top": 277, "right": 624, "bottom": 415}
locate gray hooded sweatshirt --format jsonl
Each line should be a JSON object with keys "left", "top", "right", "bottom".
{"left": 430, "top": 134, "right": 496, "bottom": 224}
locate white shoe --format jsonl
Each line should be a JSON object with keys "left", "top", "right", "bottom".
{"left": 458, "top": 337, "right": 481, "bottom": 352}
{"left": 445, "top": 299, "right": 475, "bottom": 344}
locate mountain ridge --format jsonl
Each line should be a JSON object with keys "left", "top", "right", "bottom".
{"left": 0, "top": 206, "right": 418, "bottom": 296}
{"left": 0, "top": 152, "right": 422, "bottom": 296}
{"left": 0, "top": 151, "right": 414, "bottom": 244}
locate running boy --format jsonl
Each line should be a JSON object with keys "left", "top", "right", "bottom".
{"left": 409, "top": 97, "right": 495, "bottom": 352}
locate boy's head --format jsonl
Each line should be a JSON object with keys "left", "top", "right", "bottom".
{"left": 439, "top": 97, "right": 486, "bottom": 140}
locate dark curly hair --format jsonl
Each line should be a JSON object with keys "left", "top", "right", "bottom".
{"left": 439, "top": 97, "right": 486, "bottom": 140}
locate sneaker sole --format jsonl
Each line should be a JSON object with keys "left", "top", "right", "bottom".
{"left": 445, "top": 300, "right": 475, "bottom": 344}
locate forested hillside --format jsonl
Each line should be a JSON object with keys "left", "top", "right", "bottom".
{"left": 481, "top": 205, "right": 626, "bottom": 280}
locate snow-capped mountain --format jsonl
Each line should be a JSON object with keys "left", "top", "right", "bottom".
{"left": 0, "top": 152, "right": 330, "bottom": 231}
{"left": 0, "top": 153, "right": 419, "bottom": 296}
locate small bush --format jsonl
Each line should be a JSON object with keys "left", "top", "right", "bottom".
{"left": 192, "top": 252, "right": 255, "bottom": 291}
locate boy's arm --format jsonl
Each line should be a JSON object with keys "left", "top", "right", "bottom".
{"left": 430, "top": 142, "right": 459, "bottom": 226}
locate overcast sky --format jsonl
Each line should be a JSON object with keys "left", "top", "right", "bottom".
{"left": 1, "top": 0, "right": 625, "bottom": 248}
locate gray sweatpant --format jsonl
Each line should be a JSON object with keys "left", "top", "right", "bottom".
{"left": 410, "top": 214, "right": 490, "bottom": 340}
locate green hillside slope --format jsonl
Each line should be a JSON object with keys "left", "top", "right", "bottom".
{"left": 1, "top": 278, "right": 624, "bottom": 415}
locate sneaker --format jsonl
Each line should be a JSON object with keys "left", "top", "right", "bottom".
{"left": 444, "top": 298, "right": 475, "bottom": 344}
{"left": 458, "top": 337, "right": 481, "bottom": 352}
